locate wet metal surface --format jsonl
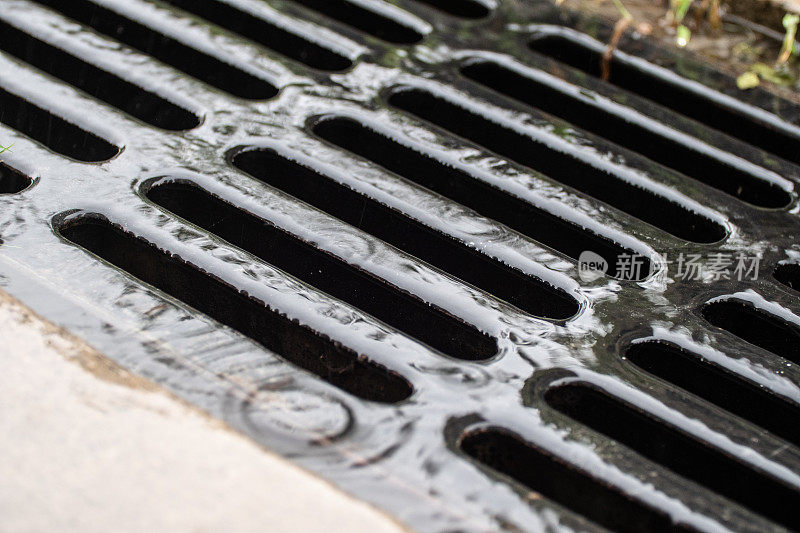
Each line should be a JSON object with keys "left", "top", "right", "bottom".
{"left": 2, "top": 0, "right": 800, "bottom": 531}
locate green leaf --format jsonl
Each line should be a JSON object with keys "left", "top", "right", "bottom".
{"left": 736, "top": 71, "right": 760, "bottom": 89}
{"left": 749, "top": 62, "right": 795, "bottom": 85}
{"left": 676, "top": 25, "right": 691, "bottom": 47}
{"left": 674, "top": 0, "right": 693, "bottom": 22}
{"left": 611, "top": 0, "right": 632, "bottom": 20}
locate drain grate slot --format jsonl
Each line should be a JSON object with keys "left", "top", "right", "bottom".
{"left": 459, "top": 59, "right": 791, "bottom": 209}
{"left": 459, "top": 428, "right": 689, "bottom": 532}
{"left": 702, "top": 299, "right": 800, "bottom": 364}
{"left": 544, "top": 383, "right": 800, "bottom": 529}
{"left": 232, "top": 147, "right": 579, "bottom": 318}
{"left": 527, "top": 33, "right": 800, "bottom": 166}
{"left": 0, "top": 18, "right": 200, "bottom": 131}
{"left": 0, "top": 163, "right": 32, "bottom": 194}
{"left": 0, "top": 85, "right": 118, "bottom": 162}
{"left": 288, "top": 0, "right": 423, "bottom": 44}
{"left": 31, "top": 0, "right": 278, "bottom": 100}
{"left": 387, "top": 86, "right": 726, "bottom": 243}
{"left": 545, "top": 382, "right": 800, "bottom": 529}
{"left": 411, "top": 0, "right": 490, "bottom": 18}
{"left": 774, "top": 263, "right": 800, "bottom": 293}
{"left": 156, "top": 0, "right": 352, "bottom": 71}
{"left": 625, "top": 341, "right": 800, "bottom": 447}
{"left": 311, "top": 116, "right": 649, "bottom": 280}
{"left": 59, "top": 214, "right": 414, "bottom": 403}
{"left": 146, "top": 179, "right": 498, "bottom": 360}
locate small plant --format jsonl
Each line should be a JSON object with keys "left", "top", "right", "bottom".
{"left": 704, "top": 0, "right": 721, "bottom": 29}
{"left": 669, "top": 0, "right": 693, "bottom": 46}
{"left": 669, "top": 0, "right": 721, "bottom": 47}
{"left": 779, "top": 13, "right": 800, "bottom": 64}
{"left": 0, "top": 144, "right": 12, "bottom": 155}
{"left": 736, "top": 12, "right": 800, "bottom": 90}
{"left": 601, "top": 0, "right": 633, "bottom": 80}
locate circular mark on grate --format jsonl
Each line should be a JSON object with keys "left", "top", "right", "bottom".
{"left": 241, "top": 389, "right": 353, "bottom": 443}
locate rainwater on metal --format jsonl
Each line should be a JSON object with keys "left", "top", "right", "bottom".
{"left": 3, "top": 0, "right": 800, "bottom": 530}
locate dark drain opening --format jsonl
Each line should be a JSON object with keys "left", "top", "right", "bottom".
{"left": 0, "top": 163, "right": 33, "bottom": 194}
{"left": 0, "top": 18, "right": 200, "bottom": 131}
{"left": 459, "top": 428, "right": 690, "bottom": 532}
{"left": 31, "top": 0, "right": 278, "bottom": 100}
{"left": 545, "top": 382, "right": 800, "bottom": 529}
{"left": 288, "top": 0, "right": 424, "bottom": 44}
{"left": 231, "top": 147, "right": 579, "bottom": 319}
{"left": 625, "top": 341, "right": 800, "bottom": 447}
{"left": 527, "top": 33, "right": 800, "bottom": 167}
{"left": 311, "top": 116, "right": 649, "bottom": 280}
{"left": 774, "top": 263, "right": 800, "bottom": 292}
{"left": 58, "top": 215, "right": 413, "bottom": 403}
{"left": 411, "top": 0, "right": 490, "bottom": 18}
{"left": 460, "top": 59, "right": 791, "bottom": 209}
{"left": 0, "top": 85, "right": 118, "bottom": 162}
{"left": 701, "top": 299, "right": 800, "bottom": 364}
{"left": 387, "top": 87, "right": 727, "bottom": 244}
{"left": 156, "top": 0, "right": 352, "bottom": 71}
{"left": 145, "top": 179, "right": 497, "bottom": 361}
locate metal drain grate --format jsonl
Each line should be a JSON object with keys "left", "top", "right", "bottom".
{"left": 2, "top": 0, "right": 800, "bottom": 531}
